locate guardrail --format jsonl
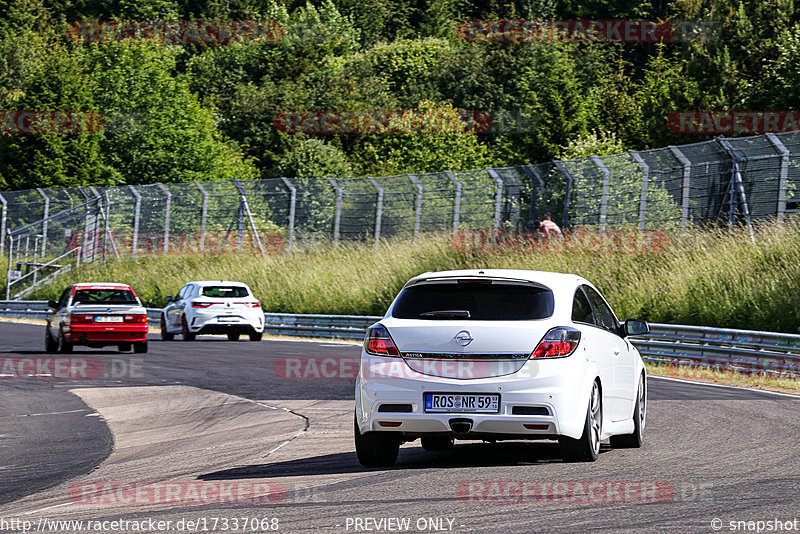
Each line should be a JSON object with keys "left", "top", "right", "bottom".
{"left": 2, "top": 301, "right": 798, "bottom": 376}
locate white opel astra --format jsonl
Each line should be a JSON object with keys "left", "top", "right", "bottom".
{"left": 354, "top": 269, "right": 649, "bottom": 466}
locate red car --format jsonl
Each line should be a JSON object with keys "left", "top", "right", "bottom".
{"left": 46, "top": 283, "right": 149, "bottom": 353}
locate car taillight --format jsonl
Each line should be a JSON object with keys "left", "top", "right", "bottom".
{"left": 364, "top": 324, "right": 401, "bottom": 357}
{"left": 235, "top": 301, "right": 261, "bottom": 308}
{"left": 124, "top": 314, "right": 147, "bottom": 323}
{"left": 531, "top": 327, "right": 581, "bottom": 359}
{"left": 192, "top": 302, "right": 214, "bottom": 308}
{"left": 70, "top": 314, "right": 94, "bottom": 323}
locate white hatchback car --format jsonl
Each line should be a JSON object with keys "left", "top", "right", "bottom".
{"left": 354, "top": 269, "right": 649, "bottom": 466}
{"left": 160, "top": 281, "right": 264, "bottom": 341}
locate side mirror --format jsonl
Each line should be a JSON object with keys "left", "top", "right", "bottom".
{"left": 164, "top": 295, "right": 173, "bottom": 303}
{"left": 624, "top": 319, "right": 650, "bottom": 337}
{"left": 47, "top": 300, "right": 58, "bottom": 309}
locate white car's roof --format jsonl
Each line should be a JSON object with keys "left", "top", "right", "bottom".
{"left": 406, "top": 269, "right": 588, "bottom": 292}
{"left": 190, "top": 280, "right": 251, "bottom": 287}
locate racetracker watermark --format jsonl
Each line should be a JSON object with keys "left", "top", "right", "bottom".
{"left": 67, "top": 21, "right": 285, "bottom": 44}
{"left": 457, "top": 481, "right": 678, "bottom": 504}
{"left": 0, "top": 357, "right": 143, "bottom": 379}
{"left": 668, "top": 111, "right": 800, "bottom": 134}
{"left": 456, "top": 20, "right": 715, "bottom": 43}
{"left": 452, "top": 229, "right": 671, "bottom": 255}
{"left": 0, "top": 111, "right": 103, "bottom": 134}
{"left": 69, "top": 481, "right": 287, "bottom": 506}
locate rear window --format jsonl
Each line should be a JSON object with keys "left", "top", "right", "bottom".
{"left": 391, "top": 282, "right": 555, "bottom": 321}
{"left": 72, "top": 289, "right": 138, "bottom": 305}
{"left": 202, "top": 286, "right": 249, "bottom": 298}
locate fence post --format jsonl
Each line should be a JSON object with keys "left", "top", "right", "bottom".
{"left": 155, "top": 183, "right": 171, "bottom": 254}
{"left": 668, "top": 146, "right": 691, "bottom": 232}
{"left": 129, "top": 185, "right": 141, "bottom": 260}
{"left": 281, "top": 177, "right": 297, "bottom": 252}
{"left": 444, "top": 171, "right": 462, "bottom": 235}
{"left": 230, "top": 178, "right": 264, "bottom": 255}
{"left": 486, "top": 168, "right": 504, "bottom": 231}
{"left": 0, "top": 192, "right": 6, "bottom": 255}
{"left": 194, "top": 182, "right": 208, "bottom": 251}
{"left": 590, "top": 156, "right": 611, "bottom": 231}
{"left": 407, "top": 174, "right": 423, "bottom": 243}
{"left": 326, "top": 177, "right": 342, "bottom": 245}
{"left": 36, "top": 188, "right": 50, "bottom": 257}
{"left": 628, "top": 150, "right": 650, "bottom": 230}
{"left": 367, "top": 177, "right": 383, "bottom": 247}
{"left": 553, "top": 160, "right": 573, "bottom": 230}
{"left": 717, "top": 136, "right": 755, "bottom": 241}
{"left": 6, "top": 234, "right": 12, "bottom": 300}
{"left": 520, "top": 165, "right": 542, "bottom": 230}
{"left": 766, "top": 133, "right": 790, "bottom": 222}
{"left": 89, "top": 186, "right": 107, "bottom": 264}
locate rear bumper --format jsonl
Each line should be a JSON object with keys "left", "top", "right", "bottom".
{"left": 189, "top": 310, "right": 264, "bottom": 334}
{"left": 66, "top": 324, "right": 148, "bottom": 344}
{"left": 196, "top": 324, "right": 260, "bottom": 335}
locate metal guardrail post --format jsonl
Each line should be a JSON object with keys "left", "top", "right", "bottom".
{"left": 717, "top": 136, "right": 755, "bottom": 241}
{"left": 5, "top": 234, "right": 12, "bottom": 300}
{"left": 128, "top": 185, "right": 141, "bottom": 260}
{"left": 281, "top": 177, "right": 297, "bottom": 252}
{"left": 766, "top": 133, "right": 790, "bottom": 223}
{"left": 628, "top": 150, "right": 650, "bottom": 230}
{"left": 367, "top": 177, "right": 383, "bottom": 246}
{"left": 326, "top": 177, "right": 342, "bottom": 245}
{"left": 407, "top": 174, "right": 423, "bottom": 243}
{"left": 444, "top": 171, "right": 462, "bottom": 235}
{"left": 231, "top": 178, "right": 264, "bottom": 255}
{"left": 0, "top": 192, "right": 6, "bottom": 255}
{"left": 668, "top": 146, "right": 692, "bottom": 232}
{"left": 486, "top": 167, "right": 504, "bottom": 232}
{"left": 553, "top": 160, "right": 573, "bottom": 230}
{"left": 590, "top": 156, "right": 611, "bottom": 231}
{"left": 35, "top": 188, "right": 50, "bottom": 257}
{"left": 155, "top": 183, "right": 171, "bottom": 254}
{"left": 194, "top": 182, "right": 208, "bottom": 251}
{"left": 520, "top": 165, "right": 542, "bottom": 230}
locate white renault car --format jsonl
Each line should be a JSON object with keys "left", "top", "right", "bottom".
{"left": 354, "top": 269, "right": 649, "bottom": 466}
{"left": 160, "top": 281, "right": 264, "bottom": 341}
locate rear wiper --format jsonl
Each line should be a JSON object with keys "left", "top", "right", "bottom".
{"left": 419, "top": 310, "right": 471, "bottom": 319}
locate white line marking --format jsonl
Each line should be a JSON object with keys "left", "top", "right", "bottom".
{"left": 649, "top": 375, "right": 800, "bottom": 398}
{"left": 15, "top": 408, "right": 92, "bottom": 417}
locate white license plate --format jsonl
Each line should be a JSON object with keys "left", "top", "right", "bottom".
{"left": 217, "top": 316, "right": 238, "bottom": 322}
{"left": 95, "top": 316, "right": 123, "bottom": 323}
{"left": 424, "top": 393, "right": 500, "bottom": 413}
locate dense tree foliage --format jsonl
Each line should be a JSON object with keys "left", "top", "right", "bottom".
{"left": 0, "top": 0, "right": 798, "bottom": 190}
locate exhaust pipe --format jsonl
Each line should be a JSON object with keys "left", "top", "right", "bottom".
{"left": 449, "top": 418, "right": 473, "bottom": 435}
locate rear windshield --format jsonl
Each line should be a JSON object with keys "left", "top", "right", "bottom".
{"left": 72, "top": 289, "right": 138, "bottom": 305}
{"left": 391, "top": 282, "right": 555, "bottom": 321}
{"left": 202, "top": 286, "right": 249, "bottom": 298}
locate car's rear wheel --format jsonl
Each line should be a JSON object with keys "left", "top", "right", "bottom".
{"left": 58, "top": 328, "right": 73, "bottom": 353}
{"left": 133, "top": 341, "right": 148, "bottom": 354}
{"left": 421, "top": 436, "right": 454, "bottom": 451}
{"left": 249, "top": 332, "right": 263, "bottom": 342}
{"left": 181, "top": 317, "right": 196, "bottom": 341}
{"left": 227, "top": 332, "right": 240, "bottom": 341}
{"left": 45, "top": 327, "right": 58, "bottom": 353}
{"left": 559, "top": 381, "right": 601, "bottom": 462}
{"left": 160, "top": 315, "right": 174, "bottom": 341}
{"left": 118, "top": 343, "right": 132, "bottom": 352}
{"left": 354, "top": 416, "right": 400, "bottom": 468}
{"left": 610, "top": 374, "right": 645, "bottom": 449}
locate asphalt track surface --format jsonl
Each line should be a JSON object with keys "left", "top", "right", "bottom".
{"left": 1, "top": 320, "right": 799, "bottom": 533}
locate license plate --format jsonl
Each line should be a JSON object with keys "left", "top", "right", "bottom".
{"left": 424, "top": 393, "right": 500, "bottom": 413}
{"left": 217, "top": 316, "right": 238, "bottom": 322}
{"left": 95, "top": 316, "right": 123, "bottom": 323}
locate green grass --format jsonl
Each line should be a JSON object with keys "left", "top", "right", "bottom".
{"left": 22, "top": 221, "right": 800, "bottom": 333}
{"left": 645, "top": 361, "right": 800, "bottom": 394}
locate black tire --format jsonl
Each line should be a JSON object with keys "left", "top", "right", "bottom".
{"left": 45, "top": 327, "right": 58, "bottom": 353}
{"left": 421, "top": 436, "right": 454, "bottom": 451}
{"left": 249, "top": 332, "right": 263, "bottom": 342}
{"left": 227, "top": 332, "right": 240, "bottom": 341}
{"left": 118, "top": 343, "right": 132, "bottom": 352}
{"left": 559, "top": 381, "right": 601, "bottom": 462}
{"left": 610, "top": 374, "right": 646, "bottom": 449}
{"left": 58, "top": 328, "right": 73, "bottom": 354}
{"left": 160, "top": 315, "right": 174, "bottom": 341}
{"left": 181, "top": 317, "right": 196, "bottom": 341}
{"left": 354, "top": 416, "right": 400, "bottom": 468}
{"left": 133, "top": 341, "right": 148, "bottom": 354}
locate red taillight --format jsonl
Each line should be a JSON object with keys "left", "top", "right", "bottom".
{"left": 364, "top": 324, "right": 401, "bottom": 357}
{"left": 192, "top": 302, "right": 214, "bottom": 308}
{"left": 235, "top": 301, "right": 261, "bottom": 308}
{"left": 251, "top": 302, "right": 261, "bottom": 308}
{"left": 70, "top": 313, "right": 94, "bottom": 323}
{"left": 524, "top": 424, "right": 549, "bottom": 430}
{"left": 530, "top": 327, "right": 581, "bottom": 359}
{"left": 124, "top": 314, "right": 147, "bottom": 323}
{"left": 379, "top": 421, "right": 402, "bottom": 427}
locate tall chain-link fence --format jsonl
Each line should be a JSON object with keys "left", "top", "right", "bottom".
{"left": 3, "top": 132, "right": 800, "bottom": 297}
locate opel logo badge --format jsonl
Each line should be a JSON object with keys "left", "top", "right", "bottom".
{"left": 455, "top": 330, "right": 473, "bottom": 346}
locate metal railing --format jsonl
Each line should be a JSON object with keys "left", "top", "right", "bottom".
{"left": 2, "top": 302, "right": 799, "bottom": 376}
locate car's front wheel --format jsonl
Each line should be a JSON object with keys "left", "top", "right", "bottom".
{"left": 354, "top": 416, "right": 400, "bottom": 468}
{"left": 58, "top": 328, "right": 73, "bottom": 353}
{"left": 610, "top": 374, "right": 645, "bottom": 449}
{"left": 45, "top": 327, "right": 58, "bottom": 353}
{"left": 559, "top": 380, "right": 601, "bottom": 462}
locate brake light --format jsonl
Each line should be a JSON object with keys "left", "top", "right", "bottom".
{"left": 235, "top": 301, "right": 261, "bottom": 308}
{"left": 70, "top": 314, "right": 94, "bottom": 323}
{"left": 364, "top": 324, "right": 401, "bottom": 356}
{"left": 192, "top": 302, "right": 214, "bottom": 308}
{"left": 531, "top": 327, "right": 581, "bottom": 359}
{"left": 124, "top": 314, "right": 147, "bottom": 323}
